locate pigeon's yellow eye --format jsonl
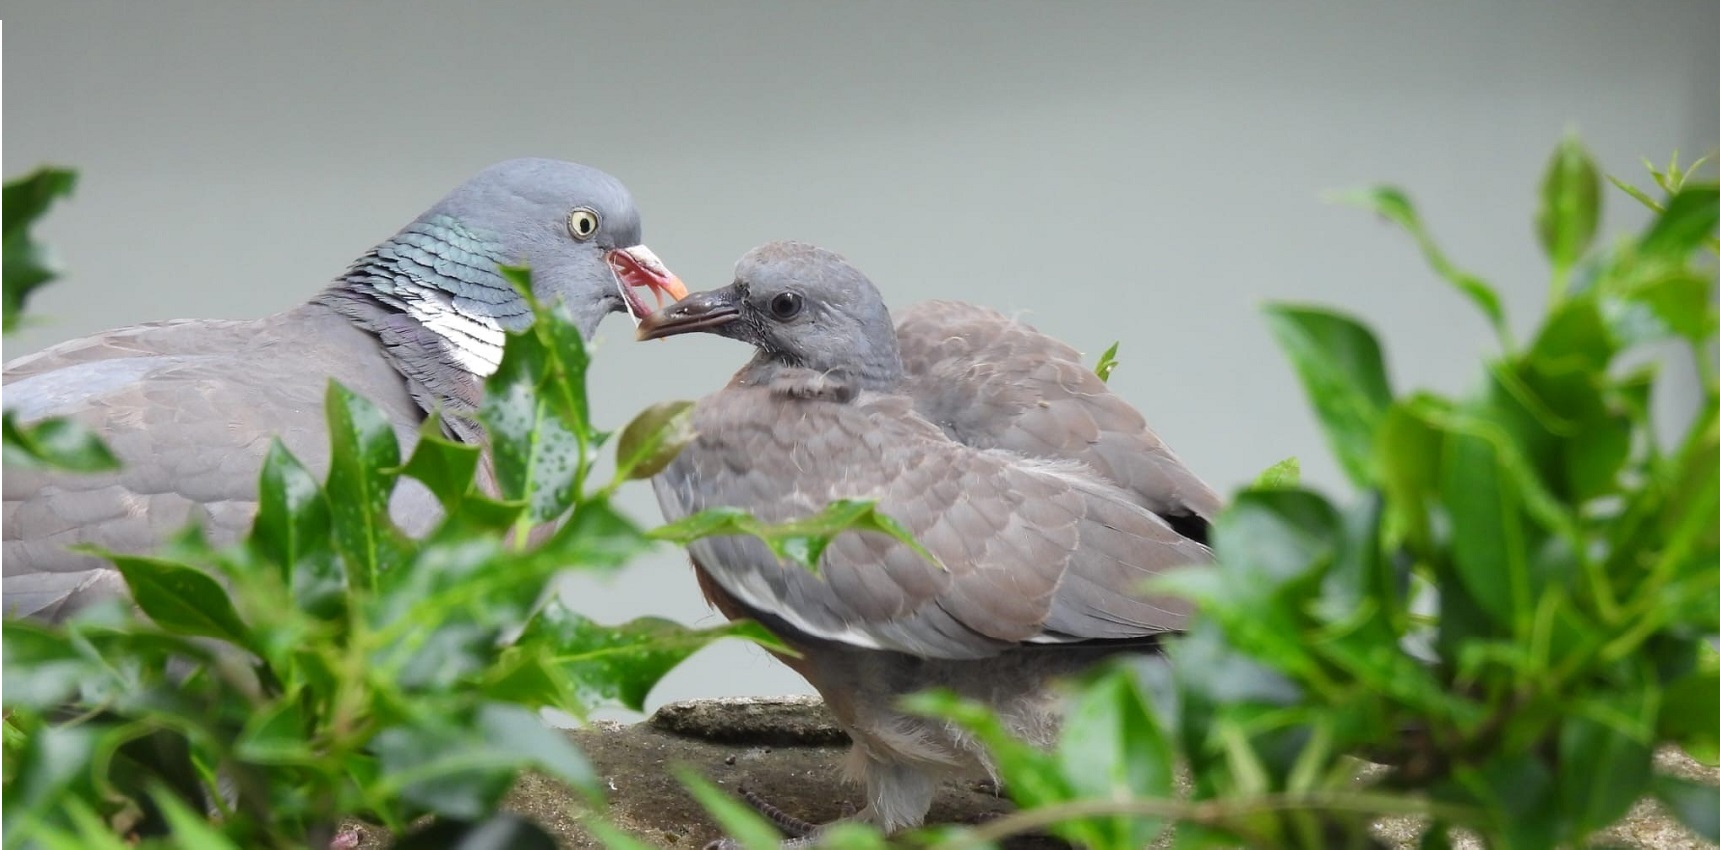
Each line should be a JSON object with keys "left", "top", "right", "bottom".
{"left": 566, "top": 208, "right": 600, "bottom": 241}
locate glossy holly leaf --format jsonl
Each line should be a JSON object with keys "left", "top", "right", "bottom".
{"left": 399, "top": 417, "right": 483, "bottom": 510}
{"left": 481, "top": 311, "right": 582, "bottom": 525}
{"left": 513, "top": 599, "right": 787, "bottom": 714}
{"left": 105, "top": 554, "right": 252, "bottom": 648}
{"left": 324, "top": 381, "right": 405, "bottom": 590}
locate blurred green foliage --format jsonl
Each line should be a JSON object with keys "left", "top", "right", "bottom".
{"left": 885, "top": 138, "right": 1718, "bottom": 850}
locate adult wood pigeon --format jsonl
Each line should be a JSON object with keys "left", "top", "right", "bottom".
{"left": 3, "top": 158, "right": 686, "bottom": 621}
{"left": 638, "top": 241, "right": 1216, "bottom": 842}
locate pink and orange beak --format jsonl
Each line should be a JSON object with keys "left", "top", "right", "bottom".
{"left": 605, "top": 245, "right": 689, "bottom": 325}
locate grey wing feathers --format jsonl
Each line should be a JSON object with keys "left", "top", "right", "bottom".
{"left": 895, "top": 300, "right": 1223, "bottom": 526}
{"left": 3, "top": 306, "right": 436, "bottom": 621}
{"left": 655, "top": 383, "right": 1207, "bottom": 660}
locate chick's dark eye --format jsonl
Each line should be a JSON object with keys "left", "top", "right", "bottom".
{"left": 768, "top": 291, "right": 804, "bottom": 320}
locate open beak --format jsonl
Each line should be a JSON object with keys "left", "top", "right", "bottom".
{"left": 636, "top": 284, "right": 743, "bottom": 341}
{"left": 606, "top": 245, "right": 689, "bottom": 325}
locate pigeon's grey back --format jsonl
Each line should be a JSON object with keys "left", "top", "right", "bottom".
{"left": 894, "top": 300, "right": 1222, "bottom": 536}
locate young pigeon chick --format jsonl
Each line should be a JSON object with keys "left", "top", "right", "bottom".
{"left": 4, "top": 158, "right": 687, "bottom": 621}
{"left": 638, "top": 241, "right": 1212, "bottom": 845}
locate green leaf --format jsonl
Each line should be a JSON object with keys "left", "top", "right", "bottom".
{"left": 481, "top": 315, "right": 583, "bottom": 525}
{"left": 0, "top": 722, "right": 98, "bottom": 845}
{"left": 1598, "top": 247, "right": 1714, "bottom": 349}
{"left": 2, "top": 620, "right": 102, "bottom": 709}
{"left": 903, "top": 689, "right": 1070, "bottom": 810}
{"left": 1557, "top": 709, "right": 1654, "bottom": 838}
{"left": 1536, "top": 135, "right": 1602, "bottom": 275}
{"left": 650, "top": 499, "right": 939, "bottom": 574}
{"left": 393, "top": 813, "right": 560, "bottom": 850}
{"left": 1054, "top": 668, "right": 1173, "bottom": 849}
{"left": 1094, "top": 341, "right": 1121, "bottom": 383}
{"left": 1566, "top": 406, "right": 1632, "bottom": 503}
{"left": 1661, "top": 670, "right": 1720, "bottom": 750}
{"left": 1439, "top": 425, "right": 1533, "bottom": 631}
{"left": 612, "top": 399, "right": 696, "bottom": 482}
{"left": 1185, "top": 489, "right": 1341, "bottom": 680}
{"left": 536, "top": 497, "right": 654, "bottom": 575}
{"left": 583, "top": 817, "right": 662, "bottom": 850}
{"left": 1606, "top": 173, "right": 1665, "bottom": 214}
{"left": 675, "top": 768, "right": 784, "bottom": 850}
{"left": 1263, "top": 304, "right": 1393, "bottom": 487}
{"left": 30, "top": 799, "right": 137, "bottom": 850}
{"left": 2, "top": 410, "right": 120, "bottom": 472}
{"left": 324, "top": 380, "right": 405, "bottom": 590}
{"left": 150, "top": 783, "right": 244, "bottom": 849}
{"left": 249, "top": 441, "right": 343, "bottom": 619}
{"left": 1212, "top": 489, "right": 1342, "bottom": 588}
{"left": 1457, "top": 753, "right": 1558, "bottom": 849}
{"left": 375, "top": 703, "right": 594, "bottom": 820}
{"left": 108, "top": 554, "right": 252, "bottom": 647}
{"left": 234, "top": 698, "right": 316, "bottom": 765}
{"left": 514, "top": 599, "right": 787, "bottom": 714}
{"left": 399, "top": 416, "right": 483, "bottom": 510}
{"left": 1333, "top": 185, "right": 1508, "bottom": 339}
{"left": 1652, "top": 775, "right": 1720, "bottom": 841}
{"left": 1640, "top": 185, "right": 1720, "bottom": 258}
{"left": 1656, "top": 406, "right": 1720, "bottom": 582}
{"left": 1530, "top": 294, "right": 1615, "bottom": 375}
{"left": 1253, "top": 456, "right": 1300, "bottom": 489}
{"left": 3, "top": 166, "right": 77, "bottom": 332}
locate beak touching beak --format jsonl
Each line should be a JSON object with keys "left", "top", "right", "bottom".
{"left": 636, "top": 283, "right": 743, "bottom": 341}
{"left": 606, "top": 245, "right": 689, "bottom": 325}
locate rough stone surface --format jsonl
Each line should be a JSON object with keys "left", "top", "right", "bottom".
{"left": 347, "top": 696, "right": 1718, "bottom": 849}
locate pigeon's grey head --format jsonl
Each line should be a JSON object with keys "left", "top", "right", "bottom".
{"left": 636, "top": 241, "right": 903, "bottom": 389}
{"left": 420, "top": 158, "right": 687, "bottom": 335}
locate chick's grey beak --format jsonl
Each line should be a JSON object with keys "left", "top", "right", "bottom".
{"left": 636, "top": 284, "right": 743, "bottom": 341}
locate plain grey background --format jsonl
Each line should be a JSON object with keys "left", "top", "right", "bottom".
{"left": 5, "top": 1, "right": 1717, "bottom": 716}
